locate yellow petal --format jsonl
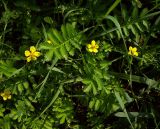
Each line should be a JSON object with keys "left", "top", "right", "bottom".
{"left": 32, "top": 56, "right": 37, "bottom": 60}
{"left": 91, "top": 40, "right": 96, "bottom": 46}
{"left": 128, "top": 51, "right": 132, "bottom": 55}
{"left": 132, "top": 47, "right": 137, "bottom": 52}
{"left": 25, "top": 50, "right": 30, "bottom": 57}
{"left": 27, "top": 57, "right": 31, "bottom": 62}
{"left": 87, "top": 44, "right": 91, "bottom": 49}
{"left": 34, "top": 52, "right": 40, "bottom": 57}
{"left": 93, "top": 48, "right": 98, "bottom": 53}
{"left": 1, "top": 93, "right": 5, "bottom": 97}
{"left": 8, "top": 95, "right": 11, "bottom": 99}
{"left": 95, "top": 44, "right": 99, "bottom": 49}
{"left": 3, "top": 96, "right": 7, "bottom": 101}
{"left": 30, "top": 46, "right": 36, "bottom": 53}
{"left": 88, "top": 48, "right": 93, "bottom": 52}
{"left": 129, "top": 46, "right": 133, "bottom": 51}
{"left": 134, "top": 52, "right": 138, "bottom": 56}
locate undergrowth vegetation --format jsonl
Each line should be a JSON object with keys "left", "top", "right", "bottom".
{"left": 0, "top": 0, "right": 160, "bottom": 129}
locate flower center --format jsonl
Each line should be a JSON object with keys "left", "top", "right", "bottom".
{"left": 91, "top": 45, "right": 96, "bottom": 49}
{"left": 30, "top": 52, "right": 35, "bottom": 57}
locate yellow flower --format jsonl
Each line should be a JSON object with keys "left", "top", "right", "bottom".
{"left": 1, "top": 89, "right": 11, "bottom": 101}
{"left": 87, "top": 40, "right": 99, "bottom": 53}
{"left": 128, "top": 46, "right": 138, "bottom": 56}
{"left": 25, "top": 46, "right": 41, "bottom": 62}
{"left": 47, "top": 40, "right": 52, "bottom": 44}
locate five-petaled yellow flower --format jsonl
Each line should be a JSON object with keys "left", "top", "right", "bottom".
{"left": 128, "top": 46, "right": 138, "bottom": 57}
{"left": 25, "top": 46, "right": 41, "bottom": 62}
{"left": 0, "top": 89, "right": 11, "bottom": 101}
{"left": 87, "top": 40, "right": 99, "bottom": 53}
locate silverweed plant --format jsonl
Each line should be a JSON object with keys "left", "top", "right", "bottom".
{"left": 0, "top": 0, "right": 160, "bottom": 129}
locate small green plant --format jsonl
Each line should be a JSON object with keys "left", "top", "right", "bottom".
{"left": 0, "top": 0, "right": 160, "bottom": 129}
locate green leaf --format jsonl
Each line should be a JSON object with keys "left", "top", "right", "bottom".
{"left": 60, "top": 44, "right": 68, "bottom": 59}
{"left": 54, "top": 50, "right": 62, "bottom": 59}
{"left": 94, "top": 76, "right": 103, "bottom": 91}
{"left": 44, "top": 16, "right": 54, "bottom": 24}
{"left": 60, "top": 115, "right": 66, "bottom": 124}
{"left": 128, "top": 24, "right": 138, "bottom": 35}
{"left": 66, "top": 23, "right": 75, "bottom": 37}
{"left": 132, "top": 7, "right": 138, "bottom": 19}
{"left": 0, "top": 105, "right": 5, "bottom": 117}
{"left": 61, "top": 24, "right": 68, "bottom": 40}
{"left": 65, "top": 41, "right": 72, "bottom": 52}
{"left": 3, "top": 115, "right": 11, "bottom": 129}
{"left": 47, "top": 31, "right": 60, "bottom": 45}
{"left": 52, "top": 67, "right": 65, "bottom": 74}
{"left": 104, "top": 0, "right": 121, "bottom": 17}
{"left": 105, "top": 15, "right": 124, "bottom": 39}
{"left": 100, "top": 61, "right": 112, "bottom": 69}
{"left": 52, "top": 29, "right": 64, "bottom": 43}
{"left": 39, "top": 84, "right": 63, "bottom": 117}
{"left": 70, "top": 40, "right": 80, "bottom": 50}
{"left": 123, "top": 27, "right": 129, "bottom": 36}
{"left": 110, "top": 72, "right": 159, "bottom": 90}
{"left": 84, "top": 84, "right": 92, "bottom": 93}
{"left": 17, "top": 83, "right": 24, "bottom": 94}
{"left": 114, "top": 91, "right": 134, "bottom": 129}
{"left": 140, "top": 8, "right": 148, "bottom": 17}
{"left": 24, "top": 99, "right": 35, "bottom": 111}
{"left": 95, "top": 100, "right": 100, "bottom": 111}
{"left": 135, "top": 22, "right": 144, "bottom": 32}
{"left": 45, "top": 49, "right": 54, "bottom": 61}
{"left": 92, "top": 82, "right": 97, "bottom": 95}
{"left": 89, "top": 100, "right": 95, "bottom": 109}
{"left": 23, "top": 81, "right": 29, "bottom": 89}
{"left": 39, "top": 43, "right": 53, "bottom": 50}
{"left": 142, "top": 20, "right": 149, "bottom": 30}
